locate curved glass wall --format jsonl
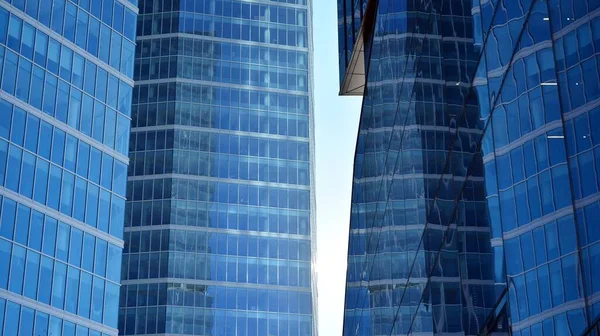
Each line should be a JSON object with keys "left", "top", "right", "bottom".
{"left": 0, "top": 0, "right": 137, "bottom": 335}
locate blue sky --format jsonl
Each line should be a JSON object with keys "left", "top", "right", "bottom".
{"left": 312, "top": 1, "right": 362, "bottom": 335}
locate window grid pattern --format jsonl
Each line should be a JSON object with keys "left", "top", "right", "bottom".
{"left": 0, "top": 0, "right": 137, "bottom": 334}
{"left": 0, "top": 297, "right": 112, "bottom": 336}
{"left": 0, "top": 99, "right": 127, "bottom": 238}
{"left": 119, "top": 0, "right": 316, "bottom": 335}
{"left": 0, "top": 8, "right": 134, "bottom": 156}
{"left": 1, "top": 0, "right": 137, "bottom": 74}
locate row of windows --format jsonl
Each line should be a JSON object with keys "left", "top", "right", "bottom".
{"left": 124, "top": 229, "right": 312, "bottom": 260}
{"left": 119, "top": 306, "right": 313, "bottom": 336}
{"left": 347, "top": 249, "right": 493, "bottom": 282}
{"left": 0, "top": 2, "right": 136, "bottom": 77}
{"left": 0, "top": 46, "right": 132, "bottom": 156}
{"left": 347, "top": 282, "right": 496, "bottom": 310}
{"left": 126, "top": 200, "right": 312, "bottom": 236}
{"left": 136, "top": 37, "right": 309, "bottom": 71}
{"left": 0, "top": 100, "right": 128, "bottom": 195}
{"left": 130, "top": 150, "right": 310, "bottom": 186}
{"left": 10, "top": 0, "right": 137, "bottom": 40}
{"left": 0, "top": 298, "right": 110, "bottom": 336}
{"left": 511, "top": 308, "right": 587, "bottom": 336}
{"left": 135, "top": 55, "right": 309, "bottom": 92}
{"left": 358, "top": 102, "right": 480, "bottom": 131}
{"left": 139, "top": 13, "right": 308, "bottom": 48}
{"left": 344, "top": 304, "right": 483, "bottom": 334}
{"left": 371, "top": 53, "right": 474, "bottom": 84}
{"left": 360, "top": 128, "right": 481, "bottom": 155}
{"left": 348, "top": 229, "right": 492, "bottom": 255}
{"left": 133, "top": 107, "right": 309, "bottom": 141}
{"left": 129, "top": 179, "right": 311, "bottom": 210}
{"left": 130, "top": 129, "right": 310, "bottom": 160}
{"left": 121, "top": 282, "right": 312, "bottom": 314}
{"left": 133, "top": 83, "right": 309, "bottom": 115}
{"left": 350, "top": 199, "right": 487, "bottom": 230}
{"left": 0, "top": 23, "right": 133, "bottom": 117}
{"left": 0, "top": 196, "right": 121, "bottom": 281}
{"left": 378, "top": 12, "right": 475, "bottom": 39}
{"left": 0, "top": 141, "right": 127, "bottom": 237}
{"left": 357, "top": 149, "right": 480, "bottom": 183}
{"left": 173, "top": 0, "right": 307, "bottom": 27}
{"left": 122, "top": 252, "right": 312, "bottom": 287}
{"left": 0, "top": 237, "right": 120, "bottom": 327}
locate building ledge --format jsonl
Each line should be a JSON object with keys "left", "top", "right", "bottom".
{"left": 339, "top": 23, "right": 366, "bottom": 96}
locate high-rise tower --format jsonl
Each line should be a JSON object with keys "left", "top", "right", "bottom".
{"left": 119, "top": 0, "right": 318, "bottom": 335}
{"left": 338, "top": 0, "right": 600, "bottom": 335}
{"left": 0, "top": 0, "right": 137, "bottom": 335}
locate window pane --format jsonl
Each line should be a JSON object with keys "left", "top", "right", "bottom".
{"left": 51, "top": 261, "right": 67, "bottom": 309}
{"left": 9, "top": 245, "right": 26, "bottom": 295}
{"left": 23, "top": 251, "right": 40, "bottom": 300}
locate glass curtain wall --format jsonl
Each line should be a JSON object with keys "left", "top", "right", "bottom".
{"left": 340, "top": 0, "right": 496, "bottom": 334}
{"left": 339, "top": 0, "right": 600, "bottom": 335}
{"left": 119, "top": 0, "right": 318, "bottom": 335}
{"left": 0, "top": 0, "right": 137, "bottom": 335}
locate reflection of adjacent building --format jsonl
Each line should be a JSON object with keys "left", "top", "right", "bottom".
{"left": 121, "top": 0, "right": 317, "bottom": 335}
{"left": 339, "top": 0, "right": 600, "bottom": 335}
{"left": 339, "top": 0, "right": 499, "bottom": 334}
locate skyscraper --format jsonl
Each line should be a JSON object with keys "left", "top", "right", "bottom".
{"left": 339, "top": 0, "right": 600, "bottom": 335}
{"left": 119, "top": 0, "right": 318, "bottom": 335}
{"left": 0, "top": 0, "right": 136, "bottom": 335}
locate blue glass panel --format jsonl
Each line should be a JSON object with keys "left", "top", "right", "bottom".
{"left": 0, "top": 198, "right": 17, "bottom": 240}
{"left": 48, "top": 316, "right": 62, "bottom": 336}
{"left": 3, "top": 301, "right": 20, "bottom": 335}
{"left": 29, "top": 210, "right": 43, "bottom": 251}
{"left": 65, "top": 267, "right": 80, "bottom": 314}
{"left": 23, "top": 250, "right": 40, "bottom": 299}
{"left": 0, "top": 239, "right": 11, "bottom": 289}
{"left": 9, "top": 245, "right": 26, "bottom": 295}
{"left": 51, "top": 261, "right": 67, "bottom": 309}
{"left": 91, "top": 276, "right": 105, "bottom": 322}
{"left": 0, "top": 140, "right": 6, "bottom": 186}
{"left": 34, "top": 312, "right": 49, "bottom": 336}
{"left": 36, "top": 257, "right": 52, "bottom": 303}
{"left": 19, "top": 306, "right": 34, "bottom": 336}
{"left": 79, "top": 271, "right": 93, "bottom": 318}
{"left": 14, "top": 205, "right": 30, "bottom": 246}
{"left": 56, "top": 222, "right": 70, "bottom": 262}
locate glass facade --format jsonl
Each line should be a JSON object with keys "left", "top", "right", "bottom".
{"left": 338, "top": 0, "right": 600, "bottom": 335}
{"left": 0, "top": 0, "right": 136, "bottom": 335}
{"left": 119, "top": 0, "right": 317, "bottom": 335}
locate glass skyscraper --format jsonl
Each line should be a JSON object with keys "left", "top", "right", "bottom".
{"left": 119, "top": 0, "right": 317, "bottom": 335}
{"left": 339, "top": 0, "right": 600, "bottom": 335}
{"left": 0, "top": 0, "right": 136, "bottom": 335}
